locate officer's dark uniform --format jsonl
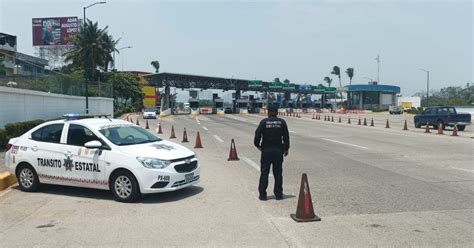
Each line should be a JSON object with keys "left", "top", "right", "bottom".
{"left": 254, "top": 106, "right": 290, "bottom": 200}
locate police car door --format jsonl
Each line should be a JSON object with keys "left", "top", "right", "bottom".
{"left": 29, "top": 123, "right": 66, "bottom": 184}
{"left": 61, "top": 123, "right": 108, "bottom": 189}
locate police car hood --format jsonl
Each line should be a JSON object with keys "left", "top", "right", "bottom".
{"left": 119, "top": 140, "right": 194, "bottom": 160}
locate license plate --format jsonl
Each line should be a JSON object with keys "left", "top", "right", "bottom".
{"left": 185, "top": 173, "right": 194, "bottom": 183}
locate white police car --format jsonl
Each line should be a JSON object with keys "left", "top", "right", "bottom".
{"left": 4, "top": 114, "right": 200, "bottom": 202}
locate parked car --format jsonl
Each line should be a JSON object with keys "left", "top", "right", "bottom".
{"left": 4, "top": 114, "right": 200, "bottom": 202}
{"left": 389, "top": 105, "right": 403, "bottom": 115}
{"left": 414, "top": 106, "right": 471, "bottom": 131}
{"left": 143, "top": 107, "right": 157, "bottom": 119}
{"left": 224, "top": 107, "right": 233, "bottom": 114}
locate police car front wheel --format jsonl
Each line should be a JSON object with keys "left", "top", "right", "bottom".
{"left": 17, "top": 164, "right": 40, "bottom": 192}
{"left": 110, "top": 170, "right": 141, "bottom": 203}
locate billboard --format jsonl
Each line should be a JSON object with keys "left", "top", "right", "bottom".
{"left": 32, "top": 17, "right": 78, "bottom": 46}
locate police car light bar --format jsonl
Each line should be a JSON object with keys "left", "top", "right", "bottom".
{"left": 63, "top": 113, "right": 112, "bottom": 120}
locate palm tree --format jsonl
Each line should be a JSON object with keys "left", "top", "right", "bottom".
{"left": 151, "top": 60, "right": 160, "bottom": 73}
{"left": 64, "top": 20, "right": 116, "bottom": 80}
{"left": 331, "top": 66, "right": 341, "bottom": 88}
{"left": 345, "top": 67, "right": 354, "bottom": 85}
{"left": 323, "top": 76, "right": 332, "bottom": 87}
{"left": 101, "top": 34, "right": 119, "bottom": 72}
{"left": 331, "top": 66, "right": 343, "bottom": 105}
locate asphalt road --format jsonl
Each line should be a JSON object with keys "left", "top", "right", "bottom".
{"left": 0, "top": 112, "right": 472, "bottom": 247}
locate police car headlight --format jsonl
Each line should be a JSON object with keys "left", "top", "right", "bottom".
{"left": 136, "top": 157, "right": 171, "bottom": 169}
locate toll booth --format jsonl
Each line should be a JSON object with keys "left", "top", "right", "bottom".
{"left": 189, "top": 98, "right": 200, "bottom": 115}
{"left": 213, "top": 98, "right": 224, "bottom": 114}
{"left": 286, "top": 100, "right": 295, "bottom": 109}
{"left": 250, "top": 99, "right": 266, "bottom": 114}
{"left": 236, "top": 99, "right": 249, "bottom": 114}
{"left": 301, "top": 100, "right": 309, "bottom": 109}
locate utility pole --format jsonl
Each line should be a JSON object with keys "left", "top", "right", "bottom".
{"left": 419, "top": 69, "right": 430, "bottom": 107}
{"left": 82, "top": 1, "right": 106, "bottom": 114}
{"left": 375, "top": 54, "right": 380, "bottom": 84}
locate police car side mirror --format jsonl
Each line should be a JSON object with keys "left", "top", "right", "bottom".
{"left": 84, "top": 140, "right": 103, "bottom": 149}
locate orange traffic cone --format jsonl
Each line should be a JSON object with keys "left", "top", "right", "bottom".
{"left": 338, "top": 116, "right": 341, "bottom": 123}
{"left": 348, "top": 117, "right": 351, "bottom": 124}
{"left": 145, "top": 120, "right": 149, "bottom": 129}
{"left": 370, "top": 118, "right": 374, "bottom": 127}
{"left": 403, "top": 120, "right": 408, "bottom": 130}
{"left": 385, "top": 119, "right": 390, "bottom": 128}
{"left": 136, "top": 118, "right": 140, "bottom": 126}
{"left": 437, "top": 123, "right": 444, "bottom": 135}
{"left": 182, "top": 128, "right": 189, "bottom": 143}
{"left": 425, "top": 122, "right": 431, "bottom": 133}
{"left": 158, "top": 122, "right": 163, "bottom": 134}
{"left": 170, "top": 125, "right": 176, "bottom": 139}
{"left": 194, "top": 131, "right": 203, "bottom": 148}
{"left": 363, "top": 118, "right": 367, "bottom": 126}
{"left": 358, "top": 118, "right": 361, "bottom": 125}
{"left": 227, "top": 139, "right": 239, "bottom": 161}
{"left": 290, "top": 173, "right": 321, "bottom": 222}
{"left": 451, "top": 125, "right": 458, "bottom": 137}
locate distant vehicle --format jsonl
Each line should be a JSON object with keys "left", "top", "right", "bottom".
{"left": 224, "top": 107, "right": 233, "bottom": 114}
{"left": 389, "top": 105, "right": 403, "bottom": 115}
{"left": 414, "top": 106, "right": 471, "bottom": 131}
{"left": 5, "top": 114, "right": 200, "bottom": 202}
{"left": 143, "top": 107, "right": 157, "bottom": 119}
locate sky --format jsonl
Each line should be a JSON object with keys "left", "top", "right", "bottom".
{"left": 0, "top": 0, "right": 472, "bottom": 97}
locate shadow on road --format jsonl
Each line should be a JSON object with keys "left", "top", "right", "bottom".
{"left": 141, "top": 186, "right": 204, "bottom": 203}
{"left": 11, "top": 184, "right": 204, "bottom": 203}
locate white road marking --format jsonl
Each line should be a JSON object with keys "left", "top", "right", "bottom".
{"left": 449, "top": 167, "right": 474, "bottom": 173}
{"left": 289, "top": 130, "right": 296, "bottom": 134}
{"left": 196, "top": 117, "right": 201, "bottom": 125}
{"left": 202, "top": 126, "right": 208, "bottom": 131}
{"left": 213, "top": 135, "right": 224, "bottom": 143}
{"left": 241, "top": 155, "right": 273, "bottom": 177}
{"left": 321, "top": 138, "right": 369, "bottom": 149}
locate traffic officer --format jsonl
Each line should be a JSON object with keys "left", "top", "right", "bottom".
{"left": 254, "top": 104, "right": 290, "bottom": 201}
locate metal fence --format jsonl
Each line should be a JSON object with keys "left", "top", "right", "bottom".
{"left": 0, "top": 74, "right": 112, "bottom": 98}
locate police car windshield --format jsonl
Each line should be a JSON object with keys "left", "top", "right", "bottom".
{"left": 99, "top": 125, "right": 161, "bottom": 146}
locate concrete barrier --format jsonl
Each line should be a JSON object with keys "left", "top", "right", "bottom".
{"left": 238, "top": 108, "right": 248, "bottom": 114}
{"left": 0, "top": 171, "right": 16, "bottom": 191}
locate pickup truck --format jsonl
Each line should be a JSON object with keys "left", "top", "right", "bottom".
{"left": 414, "top": 106, "right": 471, "bottom": 131}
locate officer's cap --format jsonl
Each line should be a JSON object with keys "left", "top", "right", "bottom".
{"left": 267, "top": 104, "right": 278, "bottom": 113}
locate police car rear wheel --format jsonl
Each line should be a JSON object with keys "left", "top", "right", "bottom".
{"left": 17, "top": 165, "right": 39, "bottom": 192}
{"left": 111, "top": 171, "right": 141, "bottom": 202}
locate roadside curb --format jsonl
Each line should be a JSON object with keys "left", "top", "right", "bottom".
{"left": 0, "top": 171, "right": 16, "bottom": 191}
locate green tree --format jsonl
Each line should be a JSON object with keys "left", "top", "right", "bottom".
{"left": 415, "top": 83, "right": 473, "bottom": 106}
{"left": 283, "top": 79, "right": 290, "bottom": 83}
{"left": 345, "top": 67, "right": 354, "bottom": 85}
{"left": 274, "top": 77, "right": 280, "bottom": 83}
{"left": 64, "top": 20, "right": 118, "bottom": 80}
{"left": 109, "top": 72, "right": 144, "bottom": 109}
{"left": 151, "top": 60, "right": 160, "bottom": 73}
